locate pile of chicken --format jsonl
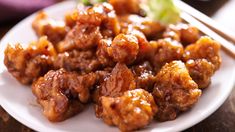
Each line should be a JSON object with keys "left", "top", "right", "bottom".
{"left": 4, "top": 1, "right": 221, "bottom": 131}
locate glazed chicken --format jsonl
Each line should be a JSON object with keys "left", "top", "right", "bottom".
{"left": 149, "top": 38, "right": 184, "bottom": 70}
{"left": 3, "top": 1, "right": 222, "bottom": 131}
{"left": 94, "top": 63, "right": 136, "bottom": 102}
{"left": 183, "top": 36, "right": 221, "bottom": 70}
{"left": 32, "top": 12, "right": 68, "bottom": 44}
{"left": 97, "top": 89, "right": 157, "bottom": 131}
{"left": 32, "top": 68, "right": 97, "bottom": 121}
{"left": 131, "top": 61, "right": 156, "bottom": 92}
{"left": 53, "top": 49, "right": 101, "bottom": 72}
{"left": 118, "top": 14, "right": 164, "bottom": 39}
{"left": 96, "top": 39, "right": 115, "bottom": 67}
{"left": 152, "top": 61, "right": 201, "bottom": 121}
{"left": 108, "top": 34, "right": 139, "bottom": 64}
{"left": 163, "top": 23, "right": 200, "bottom": 45}
{"left": 186, "top": 59, "right": 215, "bottom": 89}
{"left": 4, "top": 36, "right": 55, "bottom": 84}
{"left": 109, "top": 0, "right": 141, "bottom": 15}
{"left": 57, "top": 23, "right": 102, "bottom": 52}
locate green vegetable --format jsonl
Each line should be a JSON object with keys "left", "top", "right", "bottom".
{"left": 141, "top": 0, "right": 181, "bottom": 24}
{"left": 81, "top": 0, "right": 107, "bottom": 6}
{"left": 79, "top": 0, "right": 181, "bottom": 24}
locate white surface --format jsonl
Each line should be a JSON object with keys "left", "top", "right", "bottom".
{"left": 0, "top": 1, "right": 235, "bottom": 132}
{"left": 213, "top": 0, "right": 235, "bottom": 35}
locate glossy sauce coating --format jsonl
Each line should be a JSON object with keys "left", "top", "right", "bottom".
{"left": 3, "top": 1, "right": 222, "bottom": 131}
{"left": 4, "top": 37, "right": 55, "bottom": 84}
{"left": 32, "top": 12, "right": 68, "bottom": 44}
{"left": 152, "top": 61, "right": 201, "bottom": 121}
{"left": 186, "top": 59, "right": 215, "bottom": 89}
{"left": 98, "top": 89, "right": 157, "bottom": 131}
{"left": 32, "top": 69, "right": 97, "bottom": 121}
{"left": 183, "top": 36, "right": 221, "bottom": 70}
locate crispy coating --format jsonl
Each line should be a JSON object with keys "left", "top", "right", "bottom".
{"left": 76, "top": 3, "right": 120, "bottom": 37}
{"left": 96, "top": 63, "right": 136, "bottom": 99}
{"left": 91, "top": 68, "right": 112, "bottom": 98}
{"left": 32, "top": 69, "right": 97, "bottom": 122}
{"left": 100, "top": 5, "right": 120, "bottom": 38}
{"left": 108, "top": 34, "right": 139, "bottom": 64}
{"left": 91, "top": 69, "right": 112, "bottom": 102}
{"left": 4, "top": 37, "right": 55, "bottom": 84}
{"left": 126, "top": 29, "right": 152, "bottom": 62}
{"left": 32, "top": 12, "right": 68, "bottom": 44}
{"left": 53, "top": 49, "right": 101, "bottom": 73}
{"left": 57, "top": 23, "right": 102, "bottom": 52}
{"left": 183, "top": 36, "right": 221, "bottom": 70}
{"left": 118, "top": 15, "right": 164, "bottom": 39}
{"left": 149, "top": 38, "right": 184, "bottom": 69}
{"left": 94, "top": 63, "right": 136, "bottom": 128}
{"left": 3, "top": 1, "right": 223, "bottom": 129}
{"left": 163, "top": 23, "right": 199, "bottom": 45}
{"left": 152, "top": 61, "right": 201, "bottom": 121}
{"left": 64, "top": 5, "right": 87, "bottom": 28}
{"left": 131, "top": 61, "right": 156, "bottom": 92}
{"left": 76, "top": 3, "right": 112, "bottom": 26}
{"left": 93, "top": 63, "right": 136, "bottom": 107}
{"left": 64, "top": 10, "right": 78, "bottom": 28}
{"left": 97, "top": 89, "right": 157, "bottom": 131}
{"left": 97, "top": 32, "right": 149, "bottom": 66}
{"left": 96, "top": 39, "right": 115, "bottom": 67}
{"left": 186, "top": 59, "right": 215, "bottom": 89}
{"left": 94, "top": 69, "right": 112, "bottom": 85}
{"left": 109, "top": 0, "right": 141, "bottom": 15}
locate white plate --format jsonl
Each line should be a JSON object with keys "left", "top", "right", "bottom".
{"left": 0, "top": 1, "right": 235, "bottom": 132}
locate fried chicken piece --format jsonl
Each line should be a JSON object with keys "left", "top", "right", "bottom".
{"left": 186, "top": 59, "right": 215, "bottom": 89}
{"left": 76, "top": 3, "right": 112, "bottom": 26}
{"left": 149, "top": 38, "right": 184, "bottom": 70}
{"left": 32, "top": 68, "right": 97, "bottom": 122}
{"left": 107, "top": 34, "right": 139, "bottom": 64}
{"left": 60, "top": 4, "right": 117, "bottom": 52}
{"left": 64, "top": 5, "right": 87, "bottom": 28}
{"left": 183, "top": 36, "right": 221, "bottom": 70}
{"left": 94, "top": 69, "right": 112, "bottom": 85}
{"left": 152, "top": 61, "right": 201, "bottom": 121}
{"left": 4, "top": 37, "right": 56, "bottom": 84}
{"left": 126, "top": 29, "right": 152, "bottom": 62}
{"left": 98, "top": 63, "right": 136, "bottom": 98}
{"left": 97, "top": 32, "right": 147, "bottom": 66}
{"left": 131, "top": 61, "right": 156, "bottom": 92}
{"left": 100, "top": 7, "right": 120, "bottom": 38}
{"left": 109, "top": 0, "right": 141, "bottom": 15}
{"left": 96, "top": 39, "right": 115, "bottom": 67}
{"left": 97, "top": 89, "right": 157, "bottom": 131}
{"left": 57, "top": 23, "right": 102, "bottom": 52}
{"left": 32, "top": 12, "right": 68, "bottom": 44}
{"left": 64, "top": 10, "right": 78, "bottom": 28}
{"left": 53, "top": 49, "right": 101, "bottom": 73}
{"left": 93, "top": 63, "right": 136, "bottom": 103}
{"left": 76, "top": 3, "right": 120, "bottom": 38}
{"left": 163, "top": 23, "right": 199, "bottom": 45}
{"left": 118, "top": 15, "right": 164, "bottom": 39}
{"left": 91, "top": 69, "right": 112, "bottom": 102}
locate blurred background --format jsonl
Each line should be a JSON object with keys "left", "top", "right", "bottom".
{"left": 183, "top": 0, "right": 235, "bottom": 33}
{"left": 0, "top": 0, "right": 234, "bottom": 33}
